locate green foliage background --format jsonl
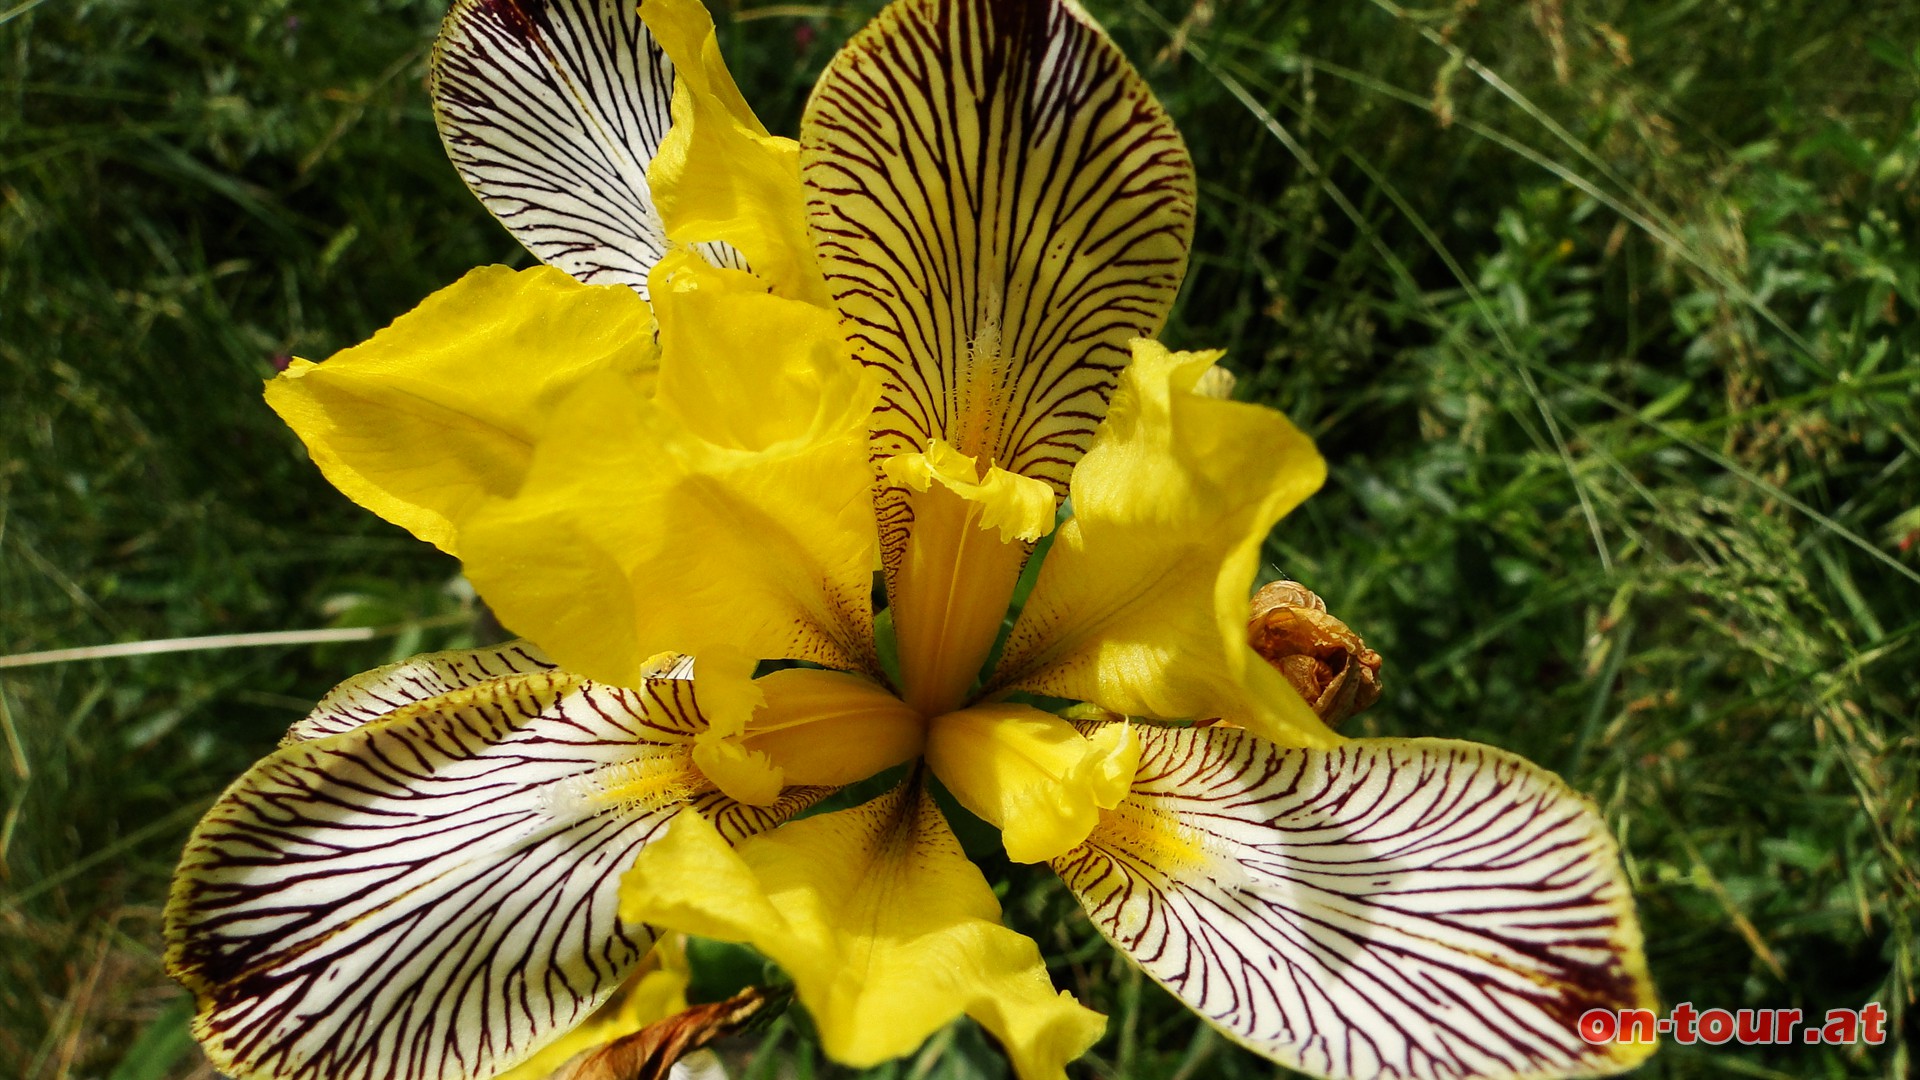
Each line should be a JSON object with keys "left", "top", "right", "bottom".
{"left": 2, "top": 0, "right": 1916, "bottom": 1077}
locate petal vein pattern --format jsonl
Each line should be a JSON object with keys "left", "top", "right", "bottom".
{"left": 801, "top": 0, "right": 1195, "bottom": 569}
{"left": 1053, "top": 726, "right": 1657, "bottom": 1080}
{"left": 166, "top": 667, "right": 823, "bottom": 1080}
{"left": 286, "top": 639, "right": 555, "bottom": 743}
{"left": 434, "top": 0, "right": 708, "bottom": 293}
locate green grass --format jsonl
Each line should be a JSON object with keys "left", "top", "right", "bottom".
{"left": 3, "top": 0, "right": 1916, "bottom": 1078}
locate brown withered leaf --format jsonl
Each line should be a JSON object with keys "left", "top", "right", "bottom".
{"left": 1248, "top": 581, "right": 1383, "bottom": 726}
{"left": 553, "top": 987, "right": 783, "bottom": 1080}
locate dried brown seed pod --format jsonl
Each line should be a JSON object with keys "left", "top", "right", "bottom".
{"left": 1247, "top": 581, "right": 1383, "bottom": 726}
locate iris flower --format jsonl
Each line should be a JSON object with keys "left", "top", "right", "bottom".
{"left": 165, "top": 1, "right": 1658, "bottom": 1078}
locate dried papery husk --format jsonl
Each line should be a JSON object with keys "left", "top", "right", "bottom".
{"left": 553, "top": 987, "right": 780, "bottom": 1080}
{"left": 1247, "top": 581, "right": 1383, "bottom": 726}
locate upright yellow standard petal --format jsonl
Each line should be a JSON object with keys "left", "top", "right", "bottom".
{"left": 621, "top": 787, "right": 1106, "bottom": 1080}
{"left": 925, "top": 705, "right": 1137, "bottom": 863}
{"left": 639, "top": 0, "right": 828, "bottom": 303}
{"left": 803, "top": 0, "right": 1195, "bottom": 572}
{"left": 647, "top": 253, "right": 856, "bottom": 452}
{"left": 457, "top": 260, "right": 882, "bottom": 686}
{"left": 267, "top": 265, "right": 657, "bottom": 554}
{"left": 993, "top": 340, "right": 1339, "bottom": 748}
{"left": 882, "top": 441, "right": 1055, "bottom": 716}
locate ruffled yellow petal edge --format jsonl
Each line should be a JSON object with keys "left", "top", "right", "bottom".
{"left": 994, "top": 339, "right": 1338, "bottom": 749}
{"left": 640, "top": 0, "right": 827, "bottom": 304}
{"left": 621, "top": 785, "right": 1105, "bottom": 1079}
{"left": 266, "top": 265, "right": 657, "bottom": 554}
{"left": 926, "top": 704, "right": 1137, "bottom": 863}
{"left": 881, "top": 440, "right": 1057, "bottom": 715}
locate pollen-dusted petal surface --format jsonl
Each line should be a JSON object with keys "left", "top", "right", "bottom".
{"left": 621, "top": 785, "right": 1106, "bottom": 1080}
{"left": 992, "top": 340, "right": 1334, "bottom": 747}
{"left": 457, "top": 258, "right": 883, "bottom": 686}
{"left": 1052, "top": 725, "right": 1659, "bottom": 1080}
{"left": 432, "top": 0, "right": 686, "bottom": 291}
{"left": 166, "top": 665, "right": 826, "bottom": 1080}
{"left": 284, "top": 639, "right": 554, "bottom": 742}
{"left": 801, "top": 0, "right": 1195, "bottom": 568}
{"left": 266, "top": 265, "right": 658, "bottom": 554}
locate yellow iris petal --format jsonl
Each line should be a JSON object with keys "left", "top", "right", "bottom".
{"left": 456, "top": 267, "right": 881, "bottom": 687}
{"left": 620, "top": 789, "right": 1105, "bottom": 1080}
{"left": 691, "top": 736, "right": 785, "bottom": 807}
{"left": 741, "top": 668, "right": 925, "bottom": 788}
{"left": 266, "top": 265, "right": 657, "bottom": 554}
{"left": 993, "top": 340, "right": 1340, "bottom": 749}
{"left": 925, "top": 705, "right": 1138, "bottom": 863}
{"left": 647, "top": 252, "right": 858, "bottom": 451}
{"left": 882, "top": 442, "right": 1056, "bottom": 716}
{"left": 639, "top": 0, "right": 828, "bottom": 305}
{"left": 881, "top": 441, "right": 1058, "bottom": 544}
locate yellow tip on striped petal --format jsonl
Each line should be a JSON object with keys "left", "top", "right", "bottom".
{"left": 1079, "top": 720, "right": 1141, "bottom": 811}
{"left": 881, "top": 441, "right": 1058, "bottom": 543}
{"left": 639, "top": 0, "right": 828, "bottom": 304}
{"left": 926, "top": 705, "right": 1139, "bottom": 863}
{"left": 621, "top": 788, "right": 1106, "bottom": 1079}
{"left": 993, "top": 339, "right": 1338, "bottom": 748}
{"left": 266, "top": 265, "right": 657, "bottom": 554}
{"left": 456, "top": 278, "right": 882, "bottom": 684}
{"left": 741, "top": 668, "right": 926, "bottom": 788}
{"left": 882, "top": 442, "right": 1056, "bottom": 715}
{"left": 677, "top": 647, "right": 780, "bottom": 809}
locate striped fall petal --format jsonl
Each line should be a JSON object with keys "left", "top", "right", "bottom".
{"left": 284, "top": 639, "right": 556, "bottom": 742}
{"left": 1052, "top": 724, "right": 1658, "bottom": 1080}
{"left": 800, "top": 0, "right": 1196, "bottom": 574}
{"left": 165, "top": 647, "right": 825, "bottom": 1080}
{"left": 431, "top": 0, "right": 742, "bottom": 295}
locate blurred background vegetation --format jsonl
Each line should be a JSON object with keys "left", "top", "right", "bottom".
{"left": 3, "top": 0, "right": 1916, "bottom": 1077}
